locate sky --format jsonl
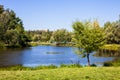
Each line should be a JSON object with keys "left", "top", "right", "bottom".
{"left": 0, "top": 0, "right": 120, "bottom": 31}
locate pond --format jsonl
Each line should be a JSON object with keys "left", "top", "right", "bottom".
{"left": 0, "top": 46, "right": 116, "bottom": 67}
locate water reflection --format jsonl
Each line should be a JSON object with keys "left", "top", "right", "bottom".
{"left": 94, "top": 50, "right": 120, "bottom": 57}
{"left": 0, "top": 48, "right": 31, "bottom": 66}
{"left": 94, "top": 50, "right": 120, "bottom": 66}
{"left": 0, "top": 46, "right": 116, "bottom": 67}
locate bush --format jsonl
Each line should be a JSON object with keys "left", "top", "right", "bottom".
{"left": 90, "top": 64, "right": 97, "bottom": 67}
{"left": 103, "top": 62, "right": 113, "bottom": 66}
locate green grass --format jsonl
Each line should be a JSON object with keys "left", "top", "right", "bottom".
{"left": 0, "top": 67, "right": 120, "bottom": 80}
{"left": 0, "top": 64, "right": 82, "bottom": 71}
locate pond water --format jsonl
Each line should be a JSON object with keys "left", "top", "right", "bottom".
{"left": 0, "top": 46, "right": 115, "bottom": 67}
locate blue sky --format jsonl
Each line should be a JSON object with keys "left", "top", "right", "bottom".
{"left": 0, "top": 0, "right": 120, "bottom": 31}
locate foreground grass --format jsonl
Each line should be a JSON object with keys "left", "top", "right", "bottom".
{"left": 0, "top": 67, "right": 120, "bottom": 80}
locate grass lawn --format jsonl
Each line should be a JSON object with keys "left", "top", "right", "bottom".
{"left": 0, "top": 67, "right": 120, "bottom": 80}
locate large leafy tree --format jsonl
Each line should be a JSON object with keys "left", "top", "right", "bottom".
{"left": 0, "top": 5, "right": 29, "bottom": 47}
{"left": 72, "top": 21, "right": 105, "bottom": 66}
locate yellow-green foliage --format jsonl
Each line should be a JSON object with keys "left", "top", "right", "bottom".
{"left": 0, "top": 67, "right": 120, "bottom": 80}
{"left": 101, "top": 44, "right": 120, "bottom": 51}
{"left": 29, "top": 42, "right": 50, "bottom": 46}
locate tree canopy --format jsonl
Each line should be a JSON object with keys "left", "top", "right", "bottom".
{"left": 0, "top": 5, "right": 30, "bottom": 48}
{"left": 72, "top": 21, "right": 105, "bottom": 66}
{"left": 104, "top": 21, "right": 120, "bottom": 44}
{"left": 0, "top": 4, "right": 120, "bottom": 49}
{"left": 51, "top": 29, "right": 72, "bottom": 43}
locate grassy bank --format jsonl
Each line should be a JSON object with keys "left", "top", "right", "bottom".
{"left": 100, "top": 44, "right": 120, "bottom": 51}
{"left": 0, "top": 67, "right": 120, "bottom": 80}
{"left": 0, "top": 64, "right": 82, "bottom": 71}
{"left": 29, "top": 42, "right": 74, "bottom": 47}
{"left": 28, "top": 42, "right": 51, "bottom": 46}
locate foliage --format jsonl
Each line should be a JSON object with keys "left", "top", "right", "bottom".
{"left": 0, "top": 67, "right": 120, "bottom": 80}
{"left": 0, "top": 5, "right": 29, "bottom": 48}
{"left": 104, "top": 21, "right": 120, "bottom": 44}
{"left": 27, "top": 30, "right": 53, "bottom": 42}
{"left": 104, "top": 58, "right": 120, "bottom": 67}
{"left": 100, "top": 44, "right": 120, "bottom": 51}
{"left": 27, "top": 29, "right": 72, "bottom": 46}
{"left": 72, "top": 20, "right": 105, "bottom": 66}
{"left": 51, "top": 29, "right": 72, "bottom": 43}
{"left": 103, "top": 62, "right": 113, "bottom": 66}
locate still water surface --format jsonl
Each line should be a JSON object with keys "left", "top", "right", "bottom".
{"left": 0, "top": 46, "right": 114, "bottom": 67}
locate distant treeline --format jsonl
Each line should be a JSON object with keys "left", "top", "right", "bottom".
{"left": 0, "top": 5, "right": 120, "bottom": 48}
{"left": 27, "top": 29, "right": 72, "bottom": 43}
{"left": 27, "top": 19, "right": 120, "bottom": 45}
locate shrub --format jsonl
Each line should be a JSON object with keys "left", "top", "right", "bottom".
{"left": 90, "top": 64, "right": 97, "bottom": 67}
{"left": 103, "top": 62, "right": 113, "bottom": 66}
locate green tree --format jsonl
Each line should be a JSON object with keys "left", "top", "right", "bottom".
{"left": 104, "top": 22, "right": 115, "bottom": 44}
{"left": 32, "top": 35, "right": 41, "bottom": 42}
{"left": 51, "top": 29, "right": 72, "bottom": 43}
{"left": 28, "top": 30, "right": 52, "bottom": 42}
{"left": 40, "top": 30, "right": 52, "bottom": 42}
{"left": 112, "top": 21, "right": 120, "bottom": 44}
{"left": 0, "top": 5, "right": 29, "bottom": 47}
{"left": 72, "top": 21, "right": 105, "bottom": 66}
{"left": 0, "top": 5, "right": 4, "bottom": 14}
{"left": 104, "top": 21, "right": 120, "bottom": 44}
{"left": 4, "top": 30, "right": 19, "bottom": 46}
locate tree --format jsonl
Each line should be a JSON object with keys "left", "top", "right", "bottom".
{"left": 51, "top": 29, "right": 72, "bottom": 43}
{"left": 104, "top": 21, "right": 120, "bottom": 44}
{"left": 0, "top": 5, "right": 29, "bottom": 47}
{"left": 40, "top": 30, "right": 52, "bottom": 42}
{"left": 112, "top": 21, "right": 120, "bottom": 44}
{"left": 0, "top": 5, "right": 4, "bottom": 14}
{"left": 28, "top": 30, "right": 52, "bottom": 42}
{"left": 72, "top": 21, "right": 105, "bottom": 66}
{"left": 113, "top": 15, "right": 120, "bottom": 44}
{"left": 4, "top": 30, "right": 19, "bottom": 46}
{"left": 32, "top": 34, "right": 41, "bottom": 42}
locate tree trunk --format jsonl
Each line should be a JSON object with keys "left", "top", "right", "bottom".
{"left": 87, "top": 53, "right": 90, "bottom": 66}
